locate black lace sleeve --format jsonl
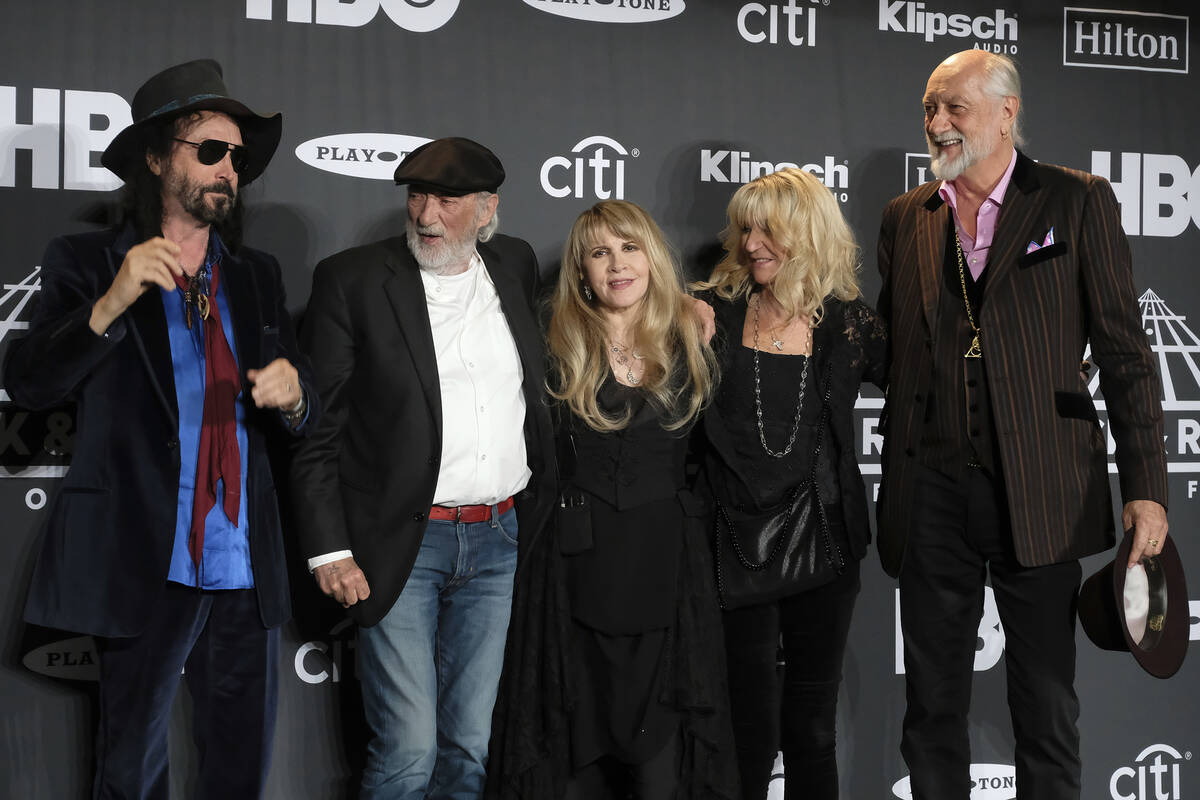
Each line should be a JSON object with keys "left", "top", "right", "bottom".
{"left": 844, "top": 297, "right": 889, "bottom": 390}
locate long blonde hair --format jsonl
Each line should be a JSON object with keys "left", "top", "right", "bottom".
{"left": 696, "top": 167, "right": 860, "bottom": 323}
{"left": 547, "top": 200, "right": 717, "bottom": 432}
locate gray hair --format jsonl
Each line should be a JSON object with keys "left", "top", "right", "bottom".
{"left": 979, "top": 52, "right": 1025, "bottom": 148}
{"left": 476, "top": 191, "right": 499, "bottom": 242}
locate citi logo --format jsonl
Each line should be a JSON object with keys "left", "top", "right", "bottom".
{"left": 21, "top": 635, "right": 99, "bottom": 681}
{"left": 1064, "top": 8, "right": 1189, "bottom": 74}
{"left": 295, "top": 133, "right": 431, "bottom": 181}
{"left": 1, "top": 85, "right": 131, "bottom": 192}
{"left": 700, "top": 149, "right": 848, "bottom": 197}
{"left": 540, "top": 136, "right": 636, "bottom": 200}
{"left": 521, "top": 0, "right": 685, "bottom": 24}
{"left": 737, "top": 1, "right": 821, "bottom": 47}
{"left": 878, "top": 1, "right": 1018, "bottom": 50}
{"left": 1110, "top": 744, "right": 1189, "bottom": 800}
{"left": 894, "top": 587, "right": 1004, "bottom": 674}
{"left": 892, "top": 764, "right": 1016, "bottom": 798}
{"left": 295, "top": 619, "right": 355, "bottom": 684}
{"left": 1091, "top": 152, "right": 1200, "bottom": 238}
{"left": 245, "top": 0, "right": 459, "bottom": 32}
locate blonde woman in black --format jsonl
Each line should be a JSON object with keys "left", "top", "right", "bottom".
{"left": 695, "top": 168, "right": 886, "bottom": 799}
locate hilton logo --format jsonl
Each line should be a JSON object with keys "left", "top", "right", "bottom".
{"left": 1063, "top": 8, "right": 1189, "bottom": 74}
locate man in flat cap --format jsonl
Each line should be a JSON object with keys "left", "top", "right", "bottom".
{"left": 291, "top": 136, "right": 555, "bottom": 798}
{"left": 3, "top": 59, "right": 317, "bottom": 797}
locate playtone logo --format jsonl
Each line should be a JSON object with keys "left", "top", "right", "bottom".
{"left": 1, "top": 85, "right": 130, "bottom": 191}
{"left": 295, "top": 133, "right": 432, "bottom": 180}
{"left": 892, "top": 764, "right": 1016, "bottom": 798}
{"left": 1064, "top": 8, "right": 1189, "bottom": 74}
{"left": 879, "top": 0, "right": 1017, "bottom": 51}
{"left": 246, "top": 0, "right": 459, "bottom": 32}
{"left": 1110, "top": 744, "right": 1188, "bottom": 800}
{"left": 22, "top": 636, "right": 99, "bottom": 681}
{"left": 540, "top": 136, "right": 635, "bottom": 200}
{"left": 737, "top": 1, "right": 823, "bottom": 47}
{"left": 700, "top": 149, "right": 848, "bottom": 197}
{"left": 1091, "top": 151, "right": 1200, "bottom": 237}
{"left": 521, "top": 0, "right": 684, "bottom": 24}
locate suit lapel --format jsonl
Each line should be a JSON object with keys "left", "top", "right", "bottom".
{"left": 221, "top": 250, "right": 263, "bottom": 371}
{"left": 916, "top": 186, "right": 948, "bottom": 335}
{"left": 382, "top": 241, "right": 443, "bottom": 433}
{"left": 982, "top": 152, "right": 1046, "bottom": 306}
{"left": 106, "top": 232, "right": 178, "bottom": 428}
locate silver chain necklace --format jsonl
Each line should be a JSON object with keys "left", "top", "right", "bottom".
{"left": 752, "top": 294, "right": 810, "bottom": 458}
{"left": 609, "top": 341, "right": 644, "bottom": 385}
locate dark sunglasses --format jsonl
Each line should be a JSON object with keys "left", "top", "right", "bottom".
{"left": 174, "top": 138, "right": 249, "bottom": 174}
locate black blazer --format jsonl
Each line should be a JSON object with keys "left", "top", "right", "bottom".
{"left": 3, "top": 225, "right": 318, "bottom": 637}
{"left": 290, "top": 234, "right": 556, "bottom": 628}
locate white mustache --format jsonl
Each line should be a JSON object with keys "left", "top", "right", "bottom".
{"left": 416, "top": 225, "right": 444, "bottom": 238}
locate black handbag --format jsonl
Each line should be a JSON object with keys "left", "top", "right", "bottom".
{"left": 713, "top": 369, "right": 845, "bottom": 610}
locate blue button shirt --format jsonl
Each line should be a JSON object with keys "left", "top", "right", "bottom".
{"left": 163, "top": 234, "right": 253, "bottom": 589}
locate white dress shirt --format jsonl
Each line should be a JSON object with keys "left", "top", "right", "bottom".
{"left": 309, "top": 251, "right": 530, "bottom": 571}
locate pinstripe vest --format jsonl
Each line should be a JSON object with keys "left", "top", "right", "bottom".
{"left": 920, "top": 221, "right": 1000, "bottom": 479}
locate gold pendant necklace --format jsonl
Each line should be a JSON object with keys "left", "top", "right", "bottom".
{"left": 954, "top": 234, "right": 983, "bottom": 359}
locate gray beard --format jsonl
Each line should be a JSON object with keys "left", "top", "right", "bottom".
{"left": 406, "top": 219, "right": 479, "bottom": 275}
{"left": 927, "top": 130, "right": 984, "bottom": 182}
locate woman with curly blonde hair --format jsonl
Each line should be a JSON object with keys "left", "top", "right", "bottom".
{"left": 695, "top": 167, "right": 887, "bottom": 799}
{"left": 488, "top": 200, "right": 737, "bottom": 800}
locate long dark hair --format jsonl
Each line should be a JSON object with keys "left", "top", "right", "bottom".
{"left": 117, "top": 111, "right": 245, "bottom": 252}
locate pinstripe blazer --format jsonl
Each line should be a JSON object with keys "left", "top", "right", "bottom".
{"left": 874, "top": 151, "right": 1167, "bottom": 577}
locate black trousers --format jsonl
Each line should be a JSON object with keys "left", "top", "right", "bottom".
{"left": 93, "top": 584, "right": 279, "bottom": 800}
{"left": 722, "top": 561, "right": 860, "bottom": 800}
{"left": 900, "top": 464, "right": 1082, "bottom": 800}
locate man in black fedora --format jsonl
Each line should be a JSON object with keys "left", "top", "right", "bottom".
{"left": 291, "top": 137, "right": 555, "bottom": 798}
{"left": 3, "top": 59, "right": 317, "bottom": 798}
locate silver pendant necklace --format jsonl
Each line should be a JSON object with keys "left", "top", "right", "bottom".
{"left": 752, "top": 294, "right": 811, "bottom": 458}
{"left": 609, "top": 341, "right": 644, "bottom": 385}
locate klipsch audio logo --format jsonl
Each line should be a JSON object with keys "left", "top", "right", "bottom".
{"left": 737, "top": 0, "right": 825, "bottom": 47}
{"left": 699, "top": 148, "right": 849, "bottom": 201}
{"left": 1064, "top": 8, "right": 1189, "bottom": 74}
{"left": 879, "top": 0, "right": 1017, "bottom": 52}
{"left": 1091, "top": 152, "right": 1200, "bottom": 237}
{"left": 1110, "top": 744, "right": 1189, "bottom": 800}
{"left": 1, "top": 85, "right": 130, "bottom": 191}
{"left": 540, "top": 136, "right": 636, "bottom": 200}
{"left": 893, "top": 764, "right": 1016, "bottom": 798}
{"left": 521, "top": 0, "right": 685, "bottom": 24}
{"left": 246, "top": 0, "right": 459, "bottom": 32}
{"left": 295, "top": 133, "right": 432, "bottom": 180}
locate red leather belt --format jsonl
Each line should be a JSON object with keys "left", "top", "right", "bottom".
{"left": 428, "top": 495, "right": 515, "bottom": 523}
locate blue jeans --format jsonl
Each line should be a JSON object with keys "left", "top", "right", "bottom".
{"left": 358, "top": 506, "right": 519, "bottom": 800}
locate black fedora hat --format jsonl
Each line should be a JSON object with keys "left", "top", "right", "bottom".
{"left": 101, "top": 59, "right": 281, "bottom": 186}
{"left": 1078, "top": 528, "right": 1188, "bottom": 678}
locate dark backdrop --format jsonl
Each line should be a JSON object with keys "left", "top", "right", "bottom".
{"left": 1, "top": 2, "right": 1196, "bottom": 797}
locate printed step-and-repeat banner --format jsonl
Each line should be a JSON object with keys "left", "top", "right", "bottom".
{"left": 1, "top": 2, "right": 1196, "bottom": 797}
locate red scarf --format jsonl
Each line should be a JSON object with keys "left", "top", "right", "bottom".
{"left": 173, "top": 260, "right": 242, "bottom": 567}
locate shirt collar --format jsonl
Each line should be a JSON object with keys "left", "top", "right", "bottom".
{"left": 938, "top": 147, "right": 1018, "bottom": 213}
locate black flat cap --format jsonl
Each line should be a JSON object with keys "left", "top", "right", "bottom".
{"left": 393, "top": 137, "right": 505, "bottom": 195}
{"left": 102, "top": 59, "right": 281, "bottom": 185}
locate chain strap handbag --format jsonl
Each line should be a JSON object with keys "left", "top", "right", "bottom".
{"left": 713, "top": 365, "right": 845, "bottom": 610}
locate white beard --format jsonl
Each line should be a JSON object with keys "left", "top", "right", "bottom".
{"left": 406, "top": 218, "right": 479, "bottom": 275}
{"left": 927, "top": 128, "right": 986, "bottom": 181}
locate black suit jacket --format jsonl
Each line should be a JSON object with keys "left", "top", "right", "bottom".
{"left": 876, "top": 152, "right": 1167, "bottom": 577}
{"left": 3, "top": 225, "right": 318, "bottom": 637}
{"left": 290, "top": 234, "right": 555, "bottom": 628}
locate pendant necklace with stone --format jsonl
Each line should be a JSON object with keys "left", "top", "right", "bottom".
{"left": 609, "top": 340, "right": 644, "bottom": 385}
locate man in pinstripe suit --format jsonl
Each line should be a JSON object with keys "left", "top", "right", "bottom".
{"left": 876, "top": 50, "right": 1169, "bottom": 799}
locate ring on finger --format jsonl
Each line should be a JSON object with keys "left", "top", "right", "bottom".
{"left": 1148, "top": 538, "right": 1159, "bottom": 547}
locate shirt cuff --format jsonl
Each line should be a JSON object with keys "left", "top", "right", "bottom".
{"left": 308, "top": 550, "right": 353, "bottom": 572}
